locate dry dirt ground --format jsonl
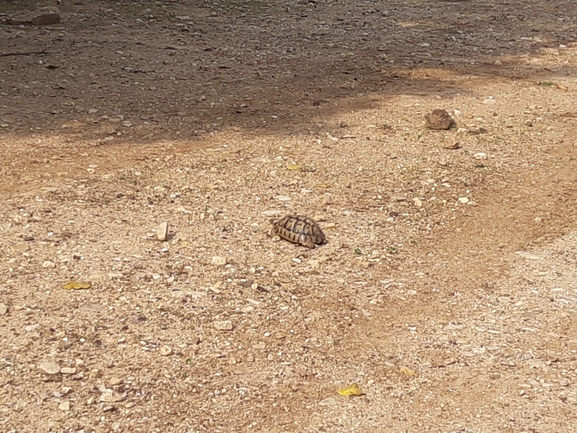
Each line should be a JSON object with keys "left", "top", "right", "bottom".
{"left": 1, "top": 0, "right": 577, "bottom": 431}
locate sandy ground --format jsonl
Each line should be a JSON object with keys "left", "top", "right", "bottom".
{"left": 1, "top": 0, "right": 577, "bottom": 431}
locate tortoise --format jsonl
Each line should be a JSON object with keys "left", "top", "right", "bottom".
{"left": 272, "top": 215, "right": 327, "bottom": 248}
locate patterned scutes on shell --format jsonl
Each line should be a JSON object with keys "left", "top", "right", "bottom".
{"left": 272, "top": 215, "right": 327, "bottom": 248}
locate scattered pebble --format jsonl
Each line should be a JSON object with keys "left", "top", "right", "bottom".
{"left": 319, "top": 397, "right": 338, "bottom": 406}
{"left": 156, "top": 222, "right": 169, "bottom": 241}
{"left": 0, "top": 303, "right": 7, "bottom": 315}
{"left": 213, "top": 320, "right": 233, "bottom": 331}
{"left": 58, "top": 401, "right": 70, "bottom": 411}
{"left": 42, "top": 260, "right": 55, "bottom": 268}
{"left": 211, "top": 256, "right": 227, "bottom": 266}
{"left": 88, "top": 273, "right": 107, "bottom": 281}
{"left": 275, "top": 195, "right": 291, "bottom": 202}
{"left": 159, "top": 346, "right": 173, "bottom": 356}
{"left": 262, "top": 209, "right": 283, "bottom": 216}
{"left": 61, "top": 367, "right": 76, "bottom": 374}
{"left": 39, "top": 360, "right": 60, "bottom": 375}
{"left": 443, "top": 137, "right": 461, "bottom": 149}
{"left": 473, "top": 152, "right": 487, "bottom": 160}
{"left": 98, "top": 389, "right": 125, "bottom": 403}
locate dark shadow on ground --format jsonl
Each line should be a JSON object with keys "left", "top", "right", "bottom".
{"left": 0, "top": 0, "right": 576, "bottom": 144}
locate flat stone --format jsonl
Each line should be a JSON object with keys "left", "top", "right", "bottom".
{"left": 13, "top": 243, "right": 29, "bottom": 252}
{"left": 262, "top": 209, "right": 283, "bottom": 216}
{"left": 0, "top": 303, "right": 7, "bottom": 315}
{"left": 39, "top": 360, "right": 60, "bottom": 375}
{"left": 515, "top": 251, "right": 541, "bottom": 260}
{"left": 213, "top": 320, "right": 233, "bottom": 331}
{"left": 319, "top": 397, "right": 337, "bottom": 406}
{"left": 79, "top": 303, "right": 105, "bottom": 312}
{"left": 159, "top": 346, "right": 173, "bottom": 356}
{"left": 156, "top": 222, "right": 168, "bottom": 241}
{"left": 61, "top": 367, "right": 76, "bottom": 374}
{"left": 58, "top": 401, "right": 70, "bottom": 411}
{"left": 42, "top": 260, "right": 55, "bottom": 268}
{"left": 211, "top": 256, "right": 227, "bottom": 266}
{"left": 88, "top": 272, "right": 107, "bottom": 281}
{"left": 443, "top": 323, "right": 465, "bottom": 331}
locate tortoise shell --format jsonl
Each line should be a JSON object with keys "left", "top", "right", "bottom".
{"left": 272, "top": 215, "right": 327, "bottom": 248}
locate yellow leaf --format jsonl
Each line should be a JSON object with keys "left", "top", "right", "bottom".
{"left": 337, "top": 383, "right": 364, "bottom": 396}
{"left": 62, "top": 281, "right": 92, "bottom": 290}
{"left": 399, "top": 366, "right": 415, "bottom": 377}
{"left": 286, "top": 165, "right": 301, "bottom": 171}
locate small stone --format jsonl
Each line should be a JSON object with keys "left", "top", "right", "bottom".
{"left": 79, "top": 303, "right": 105, "bottom": 312}
{"left": 473, "top": 152, "right": 487, "bottom": 160}
{"left": 443, "top": 137, "right": 461, "bottom": 149}
{"left": 25, "top": 324, "right": 40, "bottom": 332}
{"left": 458, "top": 197, "right": 469, "bottom": 204}
{"left": 109, "top": 377, "right": 123, "bottom": 386}
{"left": 340, "top": 121, "right": 348, "bottom": 128}
{"left": 99, "top": 389, "right": 125, "bottom": 403}
{"left": 31, "top": 6, "right": 61, "bottom": 26}
{"left": 42, "top": 260, "right": 55, "bottom": 268}
{"left": 319, "top": 397, "right": 337, "bottom": 406}
{"left": 425, "top": 109, "right": 456, "bottom": 130}
{"left": 156, "top": 222, "right": 168, "bottom": 241}
{"left": 159, "top": 346, "right": 173, "bottom": 356}
{"left": 61, "top": 367, "right": 76, "bottom": 374}
{"left": 213, "top": 320, "right": 233, "bottom": 331}
{"left": 13, "top": 243, "right": 29, "bottom": 252}
{"left": 413, "top": 198, "right": 423, "bottom": 208}
{"left": 39, "top": 360, "right": 60, "bottom": 375}
{"left": 443, "top": 323, "right": 465, "bottom": 331}
{"left": 0, "top": 303, "right": 7, "bottom": 315}
{"left": 58, "top": 401, "right": 70, "bottom": 411}
{"left": 494, "top": 60, "right": 502, "bottom": 66}
{"left": 482, "top": 98, "right": 497, "bottom": 104}
{"left": 88, "top": 272, "right": 107, "bottom": 281}
{"left": 211, "top": 256, "right": 227, "bottom": 266}
{"left": 262, "top": 209, "right": 283, "bottom": 217}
